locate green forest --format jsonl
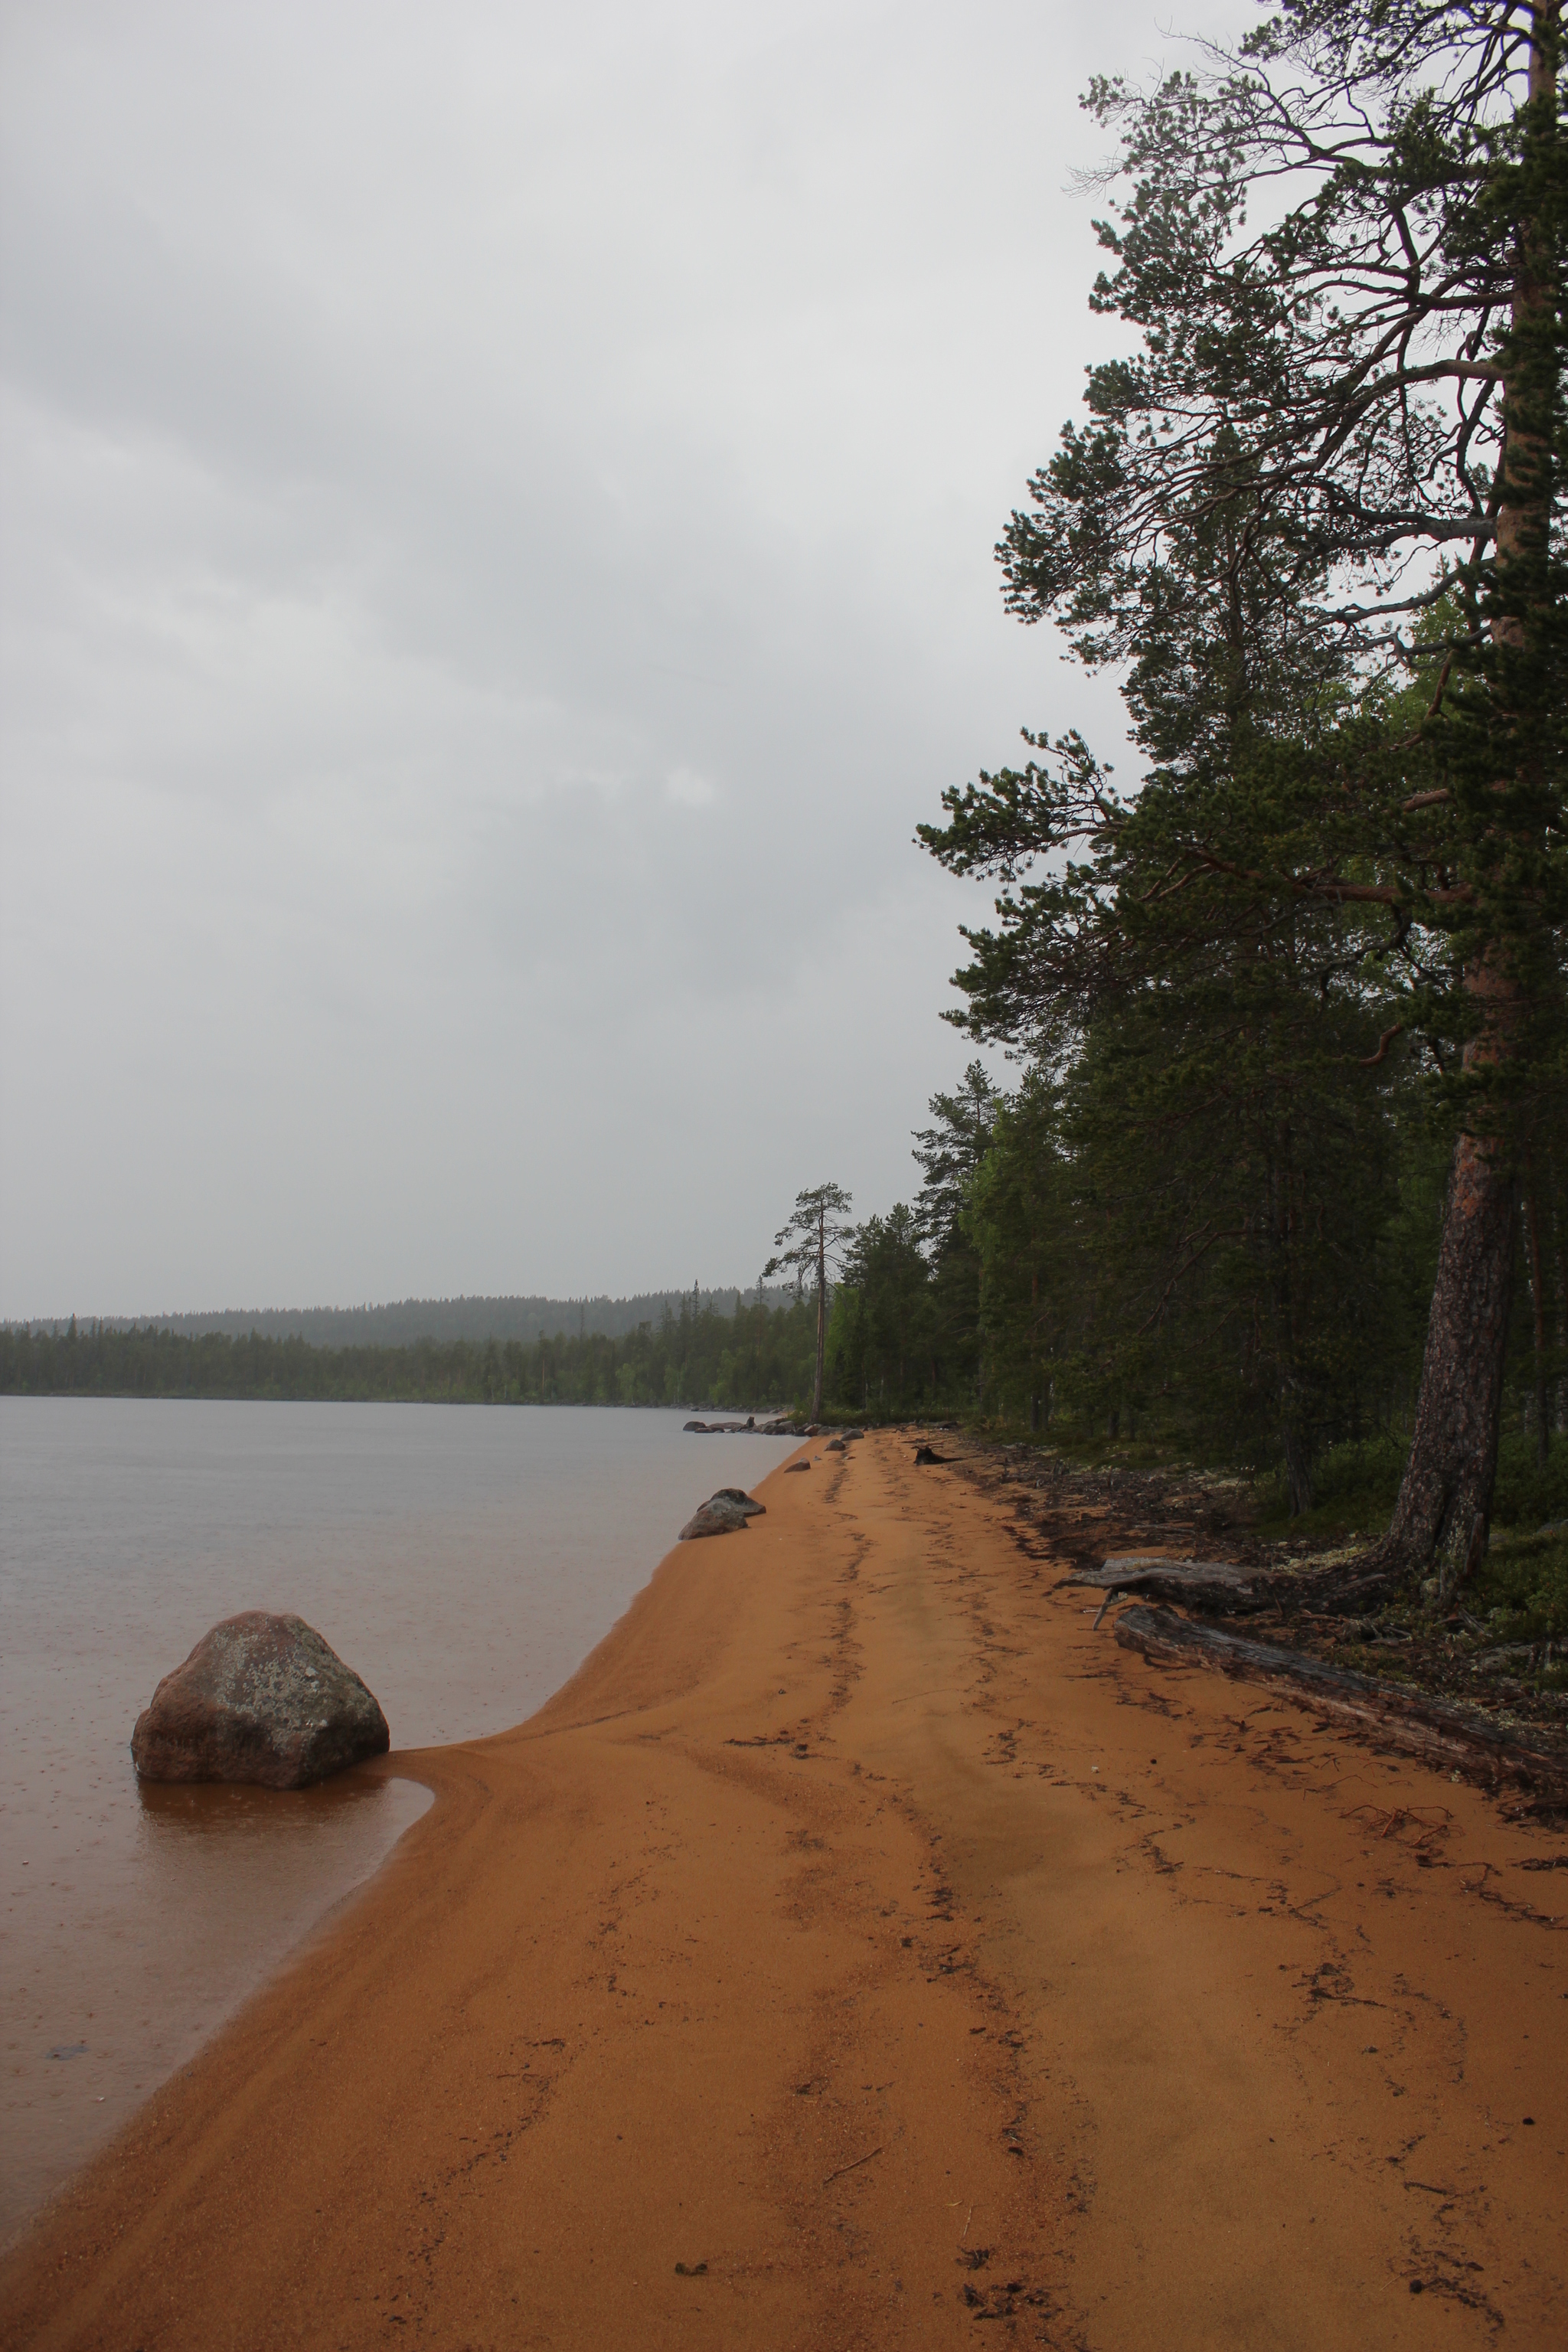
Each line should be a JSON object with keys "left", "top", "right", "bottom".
{"left": 816, "top": 1061, "right": 1566, "bottom": 1534}
{"left": 0, "top": 1292, "right": 820, "bottom": 1413}
{"left": 15, "top": 1289, "right": 773, "bottom": 1350}
{"left": 5, "top": 3, "right": 1566, "bottom": 1605}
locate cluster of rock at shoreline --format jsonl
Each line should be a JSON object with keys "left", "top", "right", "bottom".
{"left": 682, "top": 1418, "right": 871, "bottom": 1441}
{"left": 678, "top": 1426, "right": 869, "bottom": 1534}
{"left": 682, "top": 1415, "right": 802, "bottom": 1436}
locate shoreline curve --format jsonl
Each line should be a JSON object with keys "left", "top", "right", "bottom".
{"left": 5, "top": 1432, "right": 1564, "bottom": 2350}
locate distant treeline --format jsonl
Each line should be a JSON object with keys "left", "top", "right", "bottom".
{"left": 14, "top": 1286, "right": 782, "bottom": 1351}
{"left": 0, "top": 1293, "right": 819, "bottom": 1410}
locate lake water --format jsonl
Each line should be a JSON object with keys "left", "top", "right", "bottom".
{"left": 0, "top": 1396, "right": 794, "bottom": 2242}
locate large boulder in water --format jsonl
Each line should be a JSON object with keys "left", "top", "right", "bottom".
{"left": 131, "top": 1612, "right": 390, "bottom": 1788}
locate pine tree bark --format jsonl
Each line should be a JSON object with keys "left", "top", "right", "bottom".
{"left": 1524, "top": 1157, "right": 1551, "bottom": 1469}
{"left": 1549, "top": 1148, "right": 1568, "bottom": 1433}
{"left": 1380, "top": 1099, "right": 1520, "bottom": 1597}
{"left": 1282, "top": 1410, "right": 1315, "bottom": 1519}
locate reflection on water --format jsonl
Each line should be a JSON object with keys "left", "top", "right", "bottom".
{"left": 0, "top": 1396, "right": 793, "bottom": 2242}
{"left": 136, "top": 1769, "right": 395, "bottom": 1833}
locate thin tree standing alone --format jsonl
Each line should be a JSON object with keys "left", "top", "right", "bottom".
{"left": 766, "top": 1184, "right": 854, "bottom": 1422}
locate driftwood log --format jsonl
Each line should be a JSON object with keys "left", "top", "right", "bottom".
{"left": 1113, "top": 1604, "right": 1568, "bottom": 1802}
{"left": 1059, "top": 1556, "right": 1261, "bottom": 1613}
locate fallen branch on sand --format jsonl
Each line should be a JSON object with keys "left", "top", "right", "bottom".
{"left": 1060, "top": 1556, "right": 1261, "bottom": 1612}
{"left": 1113, "top": 1606, "right": 1568, "bottom": 1801}
{"left": 822, "top": 2145, "right": 884, "bottom": 2187}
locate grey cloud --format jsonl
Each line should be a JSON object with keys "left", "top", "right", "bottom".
{"left": 0, "top": 0, "right": 1231, "bottom": 1313}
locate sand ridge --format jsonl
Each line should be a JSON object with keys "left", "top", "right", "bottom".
{"left": 3, "top": 1432, "right": 1563, "bottom": 2349}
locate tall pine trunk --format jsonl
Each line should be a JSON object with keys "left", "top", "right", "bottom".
{"left": 812, "top": 1227, "right": 827, "bottom": 1422}
{"left": 1380, "top": 1076, "right": 1520, "bottom": 1596}
{"left": 1524, "top": 1157, "right": 1552, "bottom": 1469}
{"left": 1550, "top": 1148, "right": 1568, "bottom": 1434}
{"left": 1282, "top": 1408, "right": 1315, "bottom": 1519}
{"left": 1380, "top": 11, "right": 1557, "bottom": 1593}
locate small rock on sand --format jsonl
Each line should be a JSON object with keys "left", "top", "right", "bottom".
{"left": 131, "top": 1611, "right": 390, "bottom": 1789}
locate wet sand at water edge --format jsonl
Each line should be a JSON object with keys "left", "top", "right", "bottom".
{"left": 3, "top": 1431, "right": 1564, "bottom": 2350}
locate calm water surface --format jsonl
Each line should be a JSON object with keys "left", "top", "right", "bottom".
{"left": 0, "top": 1396, "right": 792, "bottom": 2239}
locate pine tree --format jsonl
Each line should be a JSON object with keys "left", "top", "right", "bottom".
{"left": 766, "top": 1184, "right": 854, "bottom": 1422}
{"left": 926, "top": 1, "right": 1566, "bottom": 1591}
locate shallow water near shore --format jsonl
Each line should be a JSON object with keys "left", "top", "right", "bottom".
{"left": 0, "top": 1396, "right": 793, "bottom": 2240}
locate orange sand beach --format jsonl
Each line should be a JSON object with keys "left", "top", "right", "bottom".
{"left": 4, "top": 1432, "right": 1564, "bottom": 2350}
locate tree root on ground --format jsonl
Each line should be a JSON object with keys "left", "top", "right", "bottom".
{"left": 1112, "top": 1604, "right": 1568, "bottom": 1803}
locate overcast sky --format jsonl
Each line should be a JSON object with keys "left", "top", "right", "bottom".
{"left": 1, "top": 0, "right": 1247, "bottom": 1317}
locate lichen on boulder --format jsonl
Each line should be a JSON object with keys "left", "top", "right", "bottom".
{"left": 678, "top": 1491, "right": 760, "bottom": 1539}
{"left": 709, "top": 1488, "right": 766, "bottom": 1517}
